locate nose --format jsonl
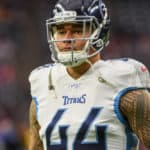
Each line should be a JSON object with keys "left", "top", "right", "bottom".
{"left": 64, "top": 30, "right": 72, "bottom": 39}
{"left": 63, "top": 31, "right": 72, "bottom": 44}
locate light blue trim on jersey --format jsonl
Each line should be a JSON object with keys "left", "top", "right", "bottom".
{"left": 125, "top": 127, "right": 138, "bottom": 150}
{"left": 32, "top": 96, "right": 39, "bottom": 120}
{"left": 114, "top": 87, "right": 138, "bottom": 125}
{"left": 114, "top": 86, "right": 149, "bottom": 125}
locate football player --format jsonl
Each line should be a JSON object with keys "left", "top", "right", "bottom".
{"left": 28, "top": 0, "right": 150, "bottom": 150}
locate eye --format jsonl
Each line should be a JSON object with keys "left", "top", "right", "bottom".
{"left": 57, "top": 30, "right": 66, "bottom": 35}
{"left": 73, "top": 29, "right": 82, "bottom": 35}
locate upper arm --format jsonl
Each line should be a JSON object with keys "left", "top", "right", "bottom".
{"left": 28, "top": 100, "right": 43, "bottom": 150}
{"left": 120, "top": 90, "right": 150, "bottom": 149}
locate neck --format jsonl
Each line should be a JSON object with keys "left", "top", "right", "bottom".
{"left": 66, "top": 53, "right": 101, "bottom": 79}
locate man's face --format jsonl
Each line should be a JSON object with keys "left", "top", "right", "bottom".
{"left": 53, "top": 23, "right": 91, "bottom": 52}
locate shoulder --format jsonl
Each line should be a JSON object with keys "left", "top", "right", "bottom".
{"left": 28, "top": 63, "right": 56, "bottom": 82}
{"left": 29, "top": 63, "right": 54, "bottom": 77}
{"left": 103, "top": 58, "right": 150, "bottom": 87}
{"left": 106, "top": 57, "right": 149, "bottom": 76}
{"left": 28, "top": 63, "right": 56, "bottom": 98}
{"left": 107, "top": 57, "right": 146, "bottom": 71}
{"left": 28, "top": 63, "right": 65, "bottom": 96}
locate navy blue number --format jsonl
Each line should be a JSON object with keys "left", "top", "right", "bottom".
{"left": 74, "top": 108, "right": 106, "bottom": 150}
{"left": 46, "top": 109, "right": 69, "bottom": 150}
{"left": 46, "top": 108, "right": 107, "bottom": 150}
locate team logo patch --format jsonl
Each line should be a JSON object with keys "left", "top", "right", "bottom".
{"left": 140, "top": 66, "right": 148, "bottom": 73}
{"left": 62, "top": 94, "right": 87, "bottom": 105}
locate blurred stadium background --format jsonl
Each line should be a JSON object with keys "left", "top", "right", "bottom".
{"left": 0, "top": 0, "right": 150, "bottom": 149}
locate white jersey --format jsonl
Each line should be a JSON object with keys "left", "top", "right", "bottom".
{"left": 29, "top": 58, "right": 150, "bottom": 150}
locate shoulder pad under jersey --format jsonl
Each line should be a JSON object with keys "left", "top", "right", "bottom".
{"left": 118, "top": 58, "right": 150, "bottom": 88}
{"left": 28, "top": 63, "right": 55, "bottom": 97}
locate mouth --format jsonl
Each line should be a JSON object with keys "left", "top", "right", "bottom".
{"left": 59, "top": 47, "right": 74, "bottom": 52}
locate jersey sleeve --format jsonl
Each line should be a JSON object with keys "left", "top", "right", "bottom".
{"left": 113, "top": 58, "right": 150, "bottom": 126}
{"left": 28, "top": 64, "right": 53, "bottom": 98}
{"left": 127, "top": 58, "right": 150, "bottom": 88}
